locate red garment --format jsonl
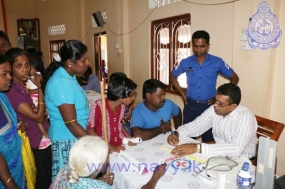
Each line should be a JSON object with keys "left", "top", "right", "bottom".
{"left": 87, "top": 98, "right": 126, "bottom": 146}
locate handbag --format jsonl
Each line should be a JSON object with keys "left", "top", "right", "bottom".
{"left": 18, "top": 131, "right": 37, "bottom": 189}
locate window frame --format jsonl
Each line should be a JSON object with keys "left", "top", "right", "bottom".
{"left": 151, "top": 13, "right": 191, "bottom": 94}
{"left": 49, "top": 40, "right": 65, "bottom": 63}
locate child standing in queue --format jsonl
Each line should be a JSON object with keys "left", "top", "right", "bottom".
{"left": 87, "top": 73, "right": 137, "bottom": 152}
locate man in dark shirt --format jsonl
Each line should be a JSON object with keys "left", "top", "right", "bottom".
{"left": 101, "top": 60, "right": 108, "bottom": 77}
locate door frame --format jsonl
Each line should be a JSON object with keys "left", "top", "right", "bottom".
{"left": 93, "top": 31, "right": 107, "bottom": 81}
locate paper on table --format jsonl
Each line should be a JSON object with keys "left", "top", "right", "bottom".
{"left": 118, "top": 150, "right": 148, "bottom": 175}
{"left": 161, "top": 145, "right": 209, "bottom": 163}
{"left": 187, "top": 154, "right": 209, "bottom": 163}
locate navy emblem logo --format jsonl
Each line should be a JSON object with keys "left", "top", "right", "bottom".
{"left": 247, "top": 1, "right": 282, "bottom": 50}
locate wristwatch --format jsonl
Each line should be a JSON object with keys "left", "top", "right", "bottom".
{"left": 197, "top": 143, "right": 201, "bottom": 153}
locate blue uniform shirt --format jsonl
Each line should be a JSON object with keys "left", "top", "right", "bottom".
{"left": 172, "top": 53, "right": 234, "bottom": 100}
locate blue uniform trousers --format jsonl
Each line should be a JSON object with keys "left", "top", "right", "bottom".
{"left": 183, "top": 98, "right": 214, "bottom": 142}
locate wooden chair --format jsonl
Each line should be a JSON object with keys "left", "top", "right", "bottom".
{"left": 255, "top": 115, "right": 284, "bottom": 141}
{"left": 251, "top": 115, "right": 285, "bottom": 166}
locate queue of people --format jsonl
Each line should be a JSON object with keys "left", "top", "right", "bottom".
{"left": 0, "top": 29, "right": 259, "bottom": 189}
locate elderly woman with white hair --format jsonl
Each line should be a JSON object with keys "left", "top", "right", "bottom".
{"left": 50, "top": 135, "right": 166, "bottom": 189}
{"left": 50, "top": 135, "right": 112, "bottom": 188}
{"left": 68, "top": 136, "right": 111, "bottom": 188}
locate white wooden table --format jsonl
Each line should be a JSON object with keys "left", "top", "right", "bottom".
{"left": 109, "top": 133, "right": 255, "bottom": 189}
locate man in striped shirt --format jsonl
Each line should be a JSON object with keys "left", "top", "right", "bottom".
{"left": 167, "top": 83, "right": 258, "bottom": 158}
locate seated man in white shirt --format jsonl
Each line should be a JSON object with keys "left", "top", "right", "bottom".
{"left": 167, "top": 83, "right": 258, "bottom": 158}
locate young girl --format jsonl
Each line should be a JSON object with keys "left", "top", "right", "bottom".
{"left": 26, "top": 52, "right": 51, "bottom": 149}
{"left": 87, "top": 73, "right": 137, "bottom": 152}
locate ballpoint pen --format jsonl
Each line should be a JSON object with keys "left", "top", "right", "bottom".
{"left": 171, "top": 125, "right": 175, "bottom": 135}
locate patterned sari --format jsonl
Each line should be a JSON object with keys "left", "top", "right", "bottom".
{"left": 0, "top": 93, "right": 25, "bottom": 189}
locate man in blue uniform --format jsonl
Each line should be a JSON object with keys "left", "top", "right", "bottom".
{"left": 170, "top": 30, "right": 239, "bottom": 142}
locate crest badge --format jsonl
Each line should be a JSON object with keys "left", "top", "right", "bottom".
{"left": 247, "top": 1, "right": 282, "bottom": 50}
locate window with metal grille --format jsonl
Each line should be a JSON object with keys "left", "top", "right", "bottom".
{"left": 149, "top": 0, "right": 181, "bottom": 9}
{"left": 48, "top": 24, "right": 66, "bottom": 36}
{"left": 49, "top": 40, "right": 65, "bottom": 63}
{"left": 151, "top": 13, "right": 191, "bottom": 93}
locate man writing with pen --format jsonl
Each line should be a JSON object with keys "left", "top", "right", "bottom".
{"left": 131, "top": 79, "right": 182, "bottom": 141}
{"left": 167, "top": 83, "right": 258, "bottom": 159}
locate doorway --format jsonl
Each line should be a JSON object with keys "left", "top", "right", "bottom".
{"left": 94, "top": 31, "right": 108, "bottom": 84}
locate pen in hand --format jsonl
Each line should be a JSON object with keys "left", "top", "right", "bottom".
{"left": 170, "top": 125, "right": 179, "bottom": 146}
{"left": 170, "top": 125, "right": 175, "bottom": 136}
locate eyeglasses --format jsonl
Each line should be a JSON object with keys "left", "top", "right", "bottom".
{"left": 213, "top": 99, "right": 232, "bottom": 107}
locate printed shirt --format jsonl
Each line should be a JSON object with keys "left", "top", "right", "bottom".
{"left": 177, "top": 105, "right": 258, "bottom": 158}
{"left": 130, "top": 99, "right": 180, "bottom": 129}
{"left": 69, "top": 178, "right": 112, "bottom": 189}
{"left": 87, "top": 98, "right": 126, "bottom": 146}
{"left": 45, "top": 67, "right": 89, "bottom": 141}
{"left": 51, "top": 164, "right": 112, "bottom": 189}
{"left": 172, "top": 53, "right": 234, "bottom": 100}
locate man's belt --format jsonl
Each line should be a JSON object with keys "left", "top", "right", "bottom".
{"left": 187, "top": 97, "right": 215, "bottom": 105}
